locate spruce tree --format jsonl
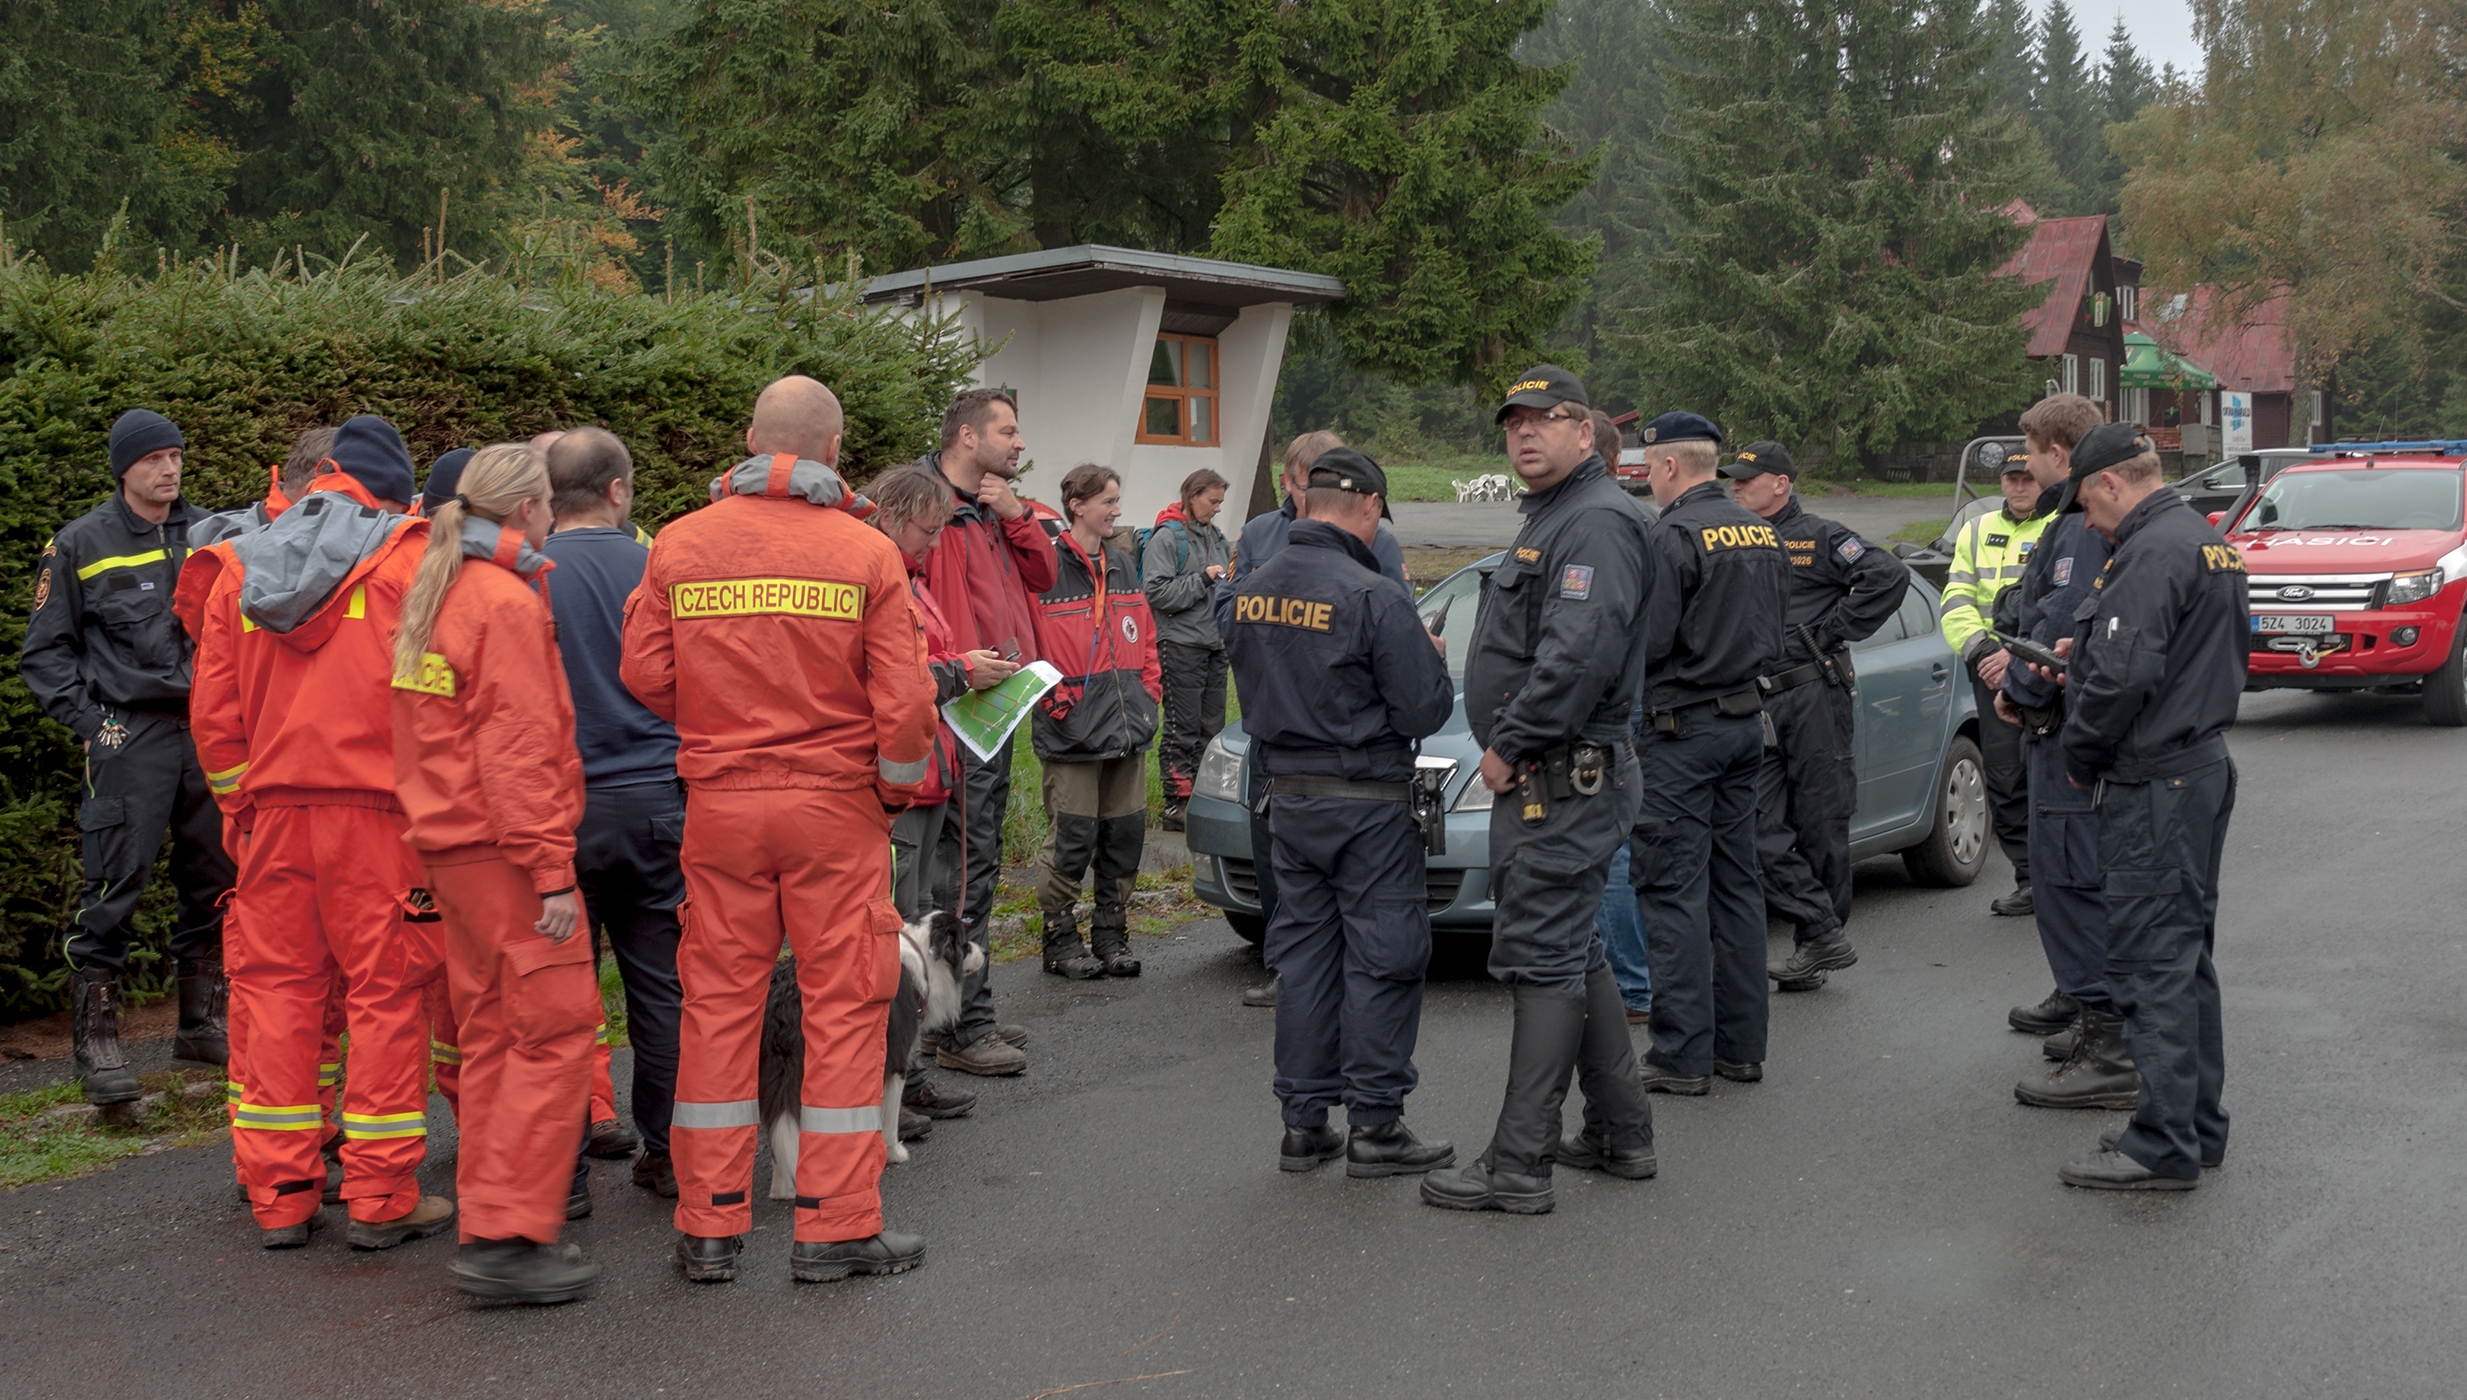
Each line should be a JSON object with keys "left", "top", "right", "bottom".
{"left": 1981, "top": 0, "right": 2039, "bottom": 118}
{"left": 2031, "top": 0, "right": 2102, "bottom": 214}
{"left": 2093, "top": 18, "right": 2157, "bottom": 219}
{"left": 1639, "top": 0, "right": 2042, "bottom": 471}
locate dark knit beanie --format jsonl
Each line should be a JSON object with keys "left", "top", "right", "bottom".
{"left": 421, "top": 448, "right": 475, "bottom": 517}
{"left": 329, "top": 414, "right": 417, "bottom": 508}
{"left": 108, "top": 409, "right": 184, "bottom": 478}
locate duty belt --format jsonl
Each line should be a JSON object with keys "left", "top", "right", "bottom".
{"left": 1268, "top": 774, "right": 1410, "bottom": 803}
{"left": 1758, "top": 661, "right": 1826, "bottom": 694}
{"left": 1649, "top": 689, "right": 1763, "bottom": 733}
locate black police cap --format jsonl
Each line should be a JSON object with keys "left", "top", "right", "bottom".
{"left": 2060, "top": 421, "right": 2154, "bottom": 512}
{"left": 1638, "top": 411, "right": 1723, "bottom": 447}
{"left": 1718, "top": 440, "right": 1795, "bottom": 480}
{"left": 1495, "top": 365, "right": 1589, "bottom": 423}
{"left": 1305, "top": 446, "right": 1395, "bottom": 519}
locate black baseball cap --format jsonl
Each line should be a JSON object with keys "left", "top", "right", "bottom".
{"left": 1638, "top": 411, "right": 1724, "bottom": 447}
{"left": 1718, "top": 441, "right": 1795, "bottom": 480}
{"left": 2060, "top": 421, "right": 2153, "bottom": 511}
{"left": 1306, "top": 446, "right": 1394, "bottom": 519}
{"left": 1496, "top": 364, "right": 1589, "bottom": 423}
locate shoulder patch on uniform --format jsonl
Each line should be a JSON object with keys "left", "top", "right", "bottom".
{"left": 41, "top": 539, "right": 57, "bottom": 558}
{"left": 1559, "top": 564, "right": 1594, "bottom": 600}
{"left": 2200, "top": 544, "right": 2245, "bottom": 573}
{"left": 1515, "top": 547, "right": 1542, "bottom": 563}
{"left": 33, "top": 567, "right": 51, "bottom": 612}
{"left": 1836, "top": 536, "right": 1866, "bottom": 562}
{"left": 2054, "top": 556, "right": 2074, "bottom": 587}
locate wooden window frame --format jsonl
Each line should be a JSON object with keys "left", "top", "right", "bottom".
{"left": 1136, "top": 332, "right": 1221, "bottom": 447}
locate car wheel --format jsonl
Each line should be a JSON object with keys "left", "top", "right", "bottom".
{"left": 2423, "top": 615, "right": 2467, "bottom": 727}
{"left": 1902, "top": 734, "right": 1989, "bottom": 888}
{"left": 1228, "top": 912, "right": 1267, "bottom": 945}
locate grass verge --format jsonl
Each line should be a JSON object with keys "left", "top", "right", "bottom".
{"left": 1834, "top": 480, "right": 1963, "bottom": 498}
{"left": 0, "top": 1067, "right": 232, "bottom": 1191}
{"left": 1892, "top": 518, "right": 1952, "bottom": 545}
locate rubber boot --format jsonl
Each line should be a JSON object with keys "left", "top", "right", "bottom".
{"left": 1420, "top": 985, "right": 1584, "bottom": 1215}
{"left": 69, "top": 970, "right": 141, "bottom": 1105}
{"left": 1564, "top": 966, "right": 1656, "bottom": 1174}
{"left": 172, "top": 958, "right": 230, "bottom": 1066}
{"left": 2014, "top": 1006, "right": 2141, "bottom": 1110}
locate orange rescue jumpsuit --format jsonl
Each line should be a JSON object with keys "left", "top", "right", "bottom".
{"left": 393, "top": 525, "right": 599, "bottom": 1245}
{"left": 190, "top": 476, "right": 436, "bottom": 1230}
{"left": 620, "top": 455, "right": 935, "bottom": 1244}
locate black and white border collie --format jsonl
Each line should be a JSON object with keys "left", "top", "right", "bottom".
{"left": 759, "top": 910, "right": 981, "bottom": 1194}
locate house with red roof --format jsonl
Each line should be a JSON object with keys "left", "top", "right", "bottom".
{"left": 2133, "top": 284, "right": 2329, "bottom": 450}
{"left": 1998, "top": 202, "right": 2131, "bottom": 422}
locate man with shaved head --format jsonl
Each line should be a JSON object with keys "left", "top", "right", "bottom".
{"left": 623, "top": 375, "right": 939, "bottom": 1284}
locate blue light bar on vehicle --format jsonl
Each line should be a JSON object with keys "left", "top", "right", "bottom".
{"left": 2312, "top": 440, "right": 2467, "bottom": 455}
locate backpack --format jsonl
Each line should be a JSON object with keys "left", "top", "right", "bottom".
{"left": 1131, "top": 519, "right": 1189, "bottom": 584}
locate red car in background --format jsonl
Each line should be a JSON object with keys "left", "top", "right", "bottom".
{"left": 2216, "top": 443, "right": 2467, "bottom": 726}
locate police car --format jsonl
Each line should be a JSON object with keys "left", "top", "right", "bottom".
{"left": 2217, "top": 441, "right": 2467, "bottom": 726}
{"left": 1188, "top": 556, "right": 1992, "bottom": 942}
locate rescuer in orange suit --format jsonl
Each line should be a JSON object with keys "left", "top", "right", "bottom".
{"left": 181, "top": 428, "right": 360, "bottom": 1200}
{"left": 391, "top": 442, "right": 604, "bottom": 1304}
{"left": 190, "top": 414, "right": 456, "bottom": 1251}
{"left": 621, "top": 375, "right": 937, "bottom": 1285}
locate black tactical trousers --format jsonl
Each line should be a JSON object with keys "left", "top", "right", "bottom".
{"left": 1265, "top": 794, "right": 1432, "bottom": 1127}
{"left": 1486, "top": 747, "right": 1640, "bottom": 994}
{"left": 2026, "top": 730, "right": 2110, "bottom": 1008}
{"left": 1156, "top": 642, "right": 1227, "bottom": 801}
{"left": 1973, "top": 676, "right": 2031, "bottom": 883}
{"left": 1635, "top": 709, "right": 1768, "bottom": 1077}
{"left": 2101, "top": 758, "right": 2235, "bottom": 1180}
{"left": 1755, "top": 678, "right": 1855, "bottom": 944}
{"left": 65, "top": 711, "right": 234, "bottom": 975}
{"left": 950, "top": 733, "right": 1014, "bottom": 1049}
{"left": 574, "top": 780, "right": 685, "bottom": 1157}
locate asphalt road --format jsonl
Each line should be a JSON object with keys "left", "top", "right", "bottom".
{"left": 6, "top": 688, "right": 2464, "bottom": 1399}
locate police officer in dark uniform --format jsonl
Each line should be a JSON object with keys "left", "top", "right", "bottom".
{"left": 19, "top": 409, "right": 236, "bottom": 1104}
{"left": 2000, "top": 400, "right": 2140, "bottom": 1112}
{"left": 1627, "top": 413, "right": 1789, "bottom": 1095}
{"left": 1724, "top": 443, "right": 1909, "bottom": 992}
{"left": 2043, "top": 423, "right": 2247, "bottom": 1190}
{"left": 1422, "top": 366, "right": 1659, "bottom": 1215}
{"left": 1224, "top": 448, "right": 1458, "bottom": 1178}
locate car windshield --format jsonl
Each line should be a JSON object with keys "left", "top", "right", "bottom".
{"left": 1417, "top": 565, "right": 1486, "bottom": 680}
{"left": 2241, "top": 468, "right": 2464, "bottom": 532}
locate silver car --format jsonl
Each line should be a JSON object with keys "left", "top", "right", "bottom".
{"left": 1189, "top": 554, "right": 1991, "bottom": 943}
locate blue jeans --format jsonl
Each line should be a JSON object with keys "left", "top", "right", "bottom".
{"left": 1597, "top": 844, "right": 1651, "bottom": 1012}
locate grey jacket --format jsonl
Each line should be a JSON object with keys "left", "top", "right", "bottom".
{"left": 1142, "top": 515, "right": 1233, "bottom": 650}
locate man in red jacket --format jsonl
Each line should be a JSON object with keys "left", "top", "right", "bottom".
{"left": 913, "top": 388, "right": 1055, "bottom": 1086}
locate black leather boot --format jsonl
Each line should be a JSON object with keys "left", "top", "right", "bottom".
{"left": 2042, "top": 1020, "right": 2079, "bottom": 1060}
{"left": 2009, "top": 987, "right": 2080, "bottom": 1035}
{"left": 171, "top": 958, "right": 229, "bottom": 1066}
{"left": 1769, "top": 929, "right": 1857, "bottom": 991}
{"left": 676, "top": 1233, "right": 743, "bottom": 1282}
{"left": 2014, "top": 1006, "right": 2141, "bottom": 1109}
{"left": 1041, "top": 917, "right": 1102, "bottom": 978}
{"left": 1571, "top": 966, "right": 1655, "bottom": 1160}
{"left": 1420, "top": 985, "right": 1584, "bottom": 1215}
{"left": 790, "top": 1230, "right": 925, "bottom": 1282}
{"left": 453, "top": 1240, "right": 602, "bottom": 1303}
{"left": 69, "top": 970, "right": 141, "bottom": 1105}
{"left": 1345, "top": 1120, "right": 1454, "bottom": 1178}
{"left": 1278, "top": 1123, "right": 1344, "bottom": 1172}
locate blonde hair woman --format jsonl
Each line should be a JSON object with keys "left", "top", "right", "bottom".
{"left": 390, "top": 443, "right": 601, "bottom": 1304}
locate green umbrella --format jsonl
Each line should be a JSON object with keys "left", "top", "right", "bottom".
{"left": 2120, "top": 331, "right": 2217, "bottom": 390}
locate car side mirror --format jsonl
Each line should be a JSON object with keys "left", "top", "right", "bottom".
{"left": 2207, "top": 511, "right": 2224, "bottom": 526}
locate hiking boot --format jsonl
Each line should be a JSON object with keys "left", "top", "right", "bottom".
{"left": 897, "top": 1107, "right": 932, "bottom": 1143}
{"left": 935, "top": 1033, "right": 1026, "bottom": 1077}
{"left": 790, "top": 1230, "right": 925, "bottom": 1283}
{"left": 1625, "top": 1006, "right": 1650, "bottom": 1025}
{"left": 1242, "top": 974, "right": 1280, "bottom": 1008}
{"left": 1420, "top": 1151, "right": 1555, "bottom": 1214}
{"left": 452, "top": 1240, "right": 601, "bottom": 1304}
{"left": 921, "top": 1024, "right": 1027, "bottom": 1052}
{"left": 1991, "top": 883, "right": 2035, "bottom": 917}
{"left": 171, "top": 958, "right": 230, "bottom": 1066}
{"left": 1713, "top": 1059, "right": 1762, "bottom": 1083}
{"left": 348, "top": 1195, "right": 456, "bottom": 1250}
{"left": 2009, "top": 987, "right": 2080, "bottom": 1035}
{"left": 2043, "top": 1022, "right": 2078, "bottom": 1060}
{"left": 1159, "top": 801, "right": 1187, "bottom": 833}
{"left": 1641, "top": 1062, "right": 1711, "bottom": 1096}
{"left": 2058, "top": 1149, "right": 2197, "bottom": 1192}
{"left": 585, "top": 1118, "right": 640, "bottom": 1159}
{"left": 566, "top": 1185, "right": 592, "bottom": 1220}
{"left": 1043, "top": 950, "right": 1103, "bottom": 979}
{"left": 2014, "top": 1007, "right": 2141, "bottom": 1110}
{"left": 2100, "top": 1125, "right": 2222, "bottom": 1170}
{"left": 1278, "top": 1123, "right": 1344, "bottom": 1172}
{"left": 1557, "top": 1131, "right": 1658, "bottom": 1180}
{"left": 69, "top": 970, "right": 141, "bottom": 1105}
{"left": 902, "top": 1080, "right": 976, "bottom": 1118}
{"left": 1345, "top": 1121, "right": 1454, "bottom": 1178}
{"left": 261, "top": 1208, "right": 320, "bottom": 1250}
{"left": 676, "top": 1233, "right": 742, "bottom": 1282}
{"left": 631, "top": 1150, "right": 677, "bottom": 1198}
{"left": 1769, "top": 930, "right": 1856, "bottom": 991}
{"left": 1096, "top": 947, "right": 1142, "bottom": 977}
